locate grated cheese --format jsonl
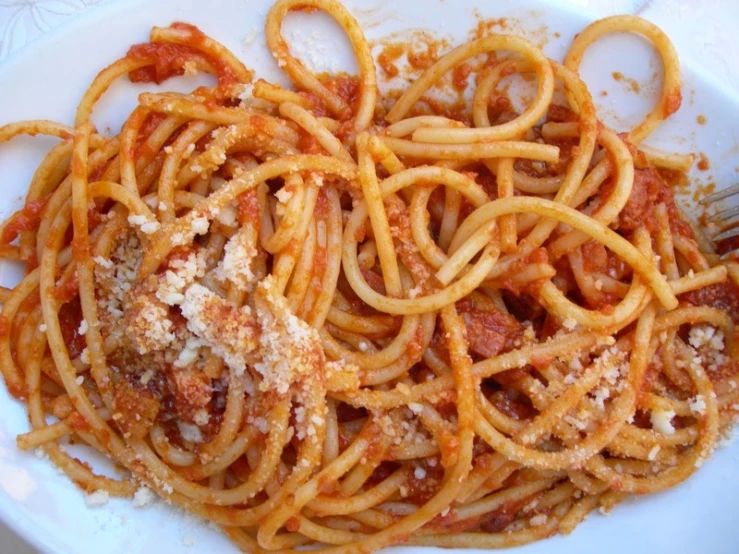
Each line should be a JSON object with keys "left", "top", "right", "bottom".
{"left": 529, "top": 514, "right": 548, "bottom": 527}
{"left": 253, "top": 276, "right": 323, "bottom": 395}
{"left": 190, "top": 216, "right": 210, "bottom": 235}
{"left": 177, "top": 421, "right": 204, "bottom": 443}
{"left": 180, "top": 284, "right": 258, "bottom": 375}
{"left": 133, "top": 486, "right": 156, "bottom": 508}
{"left": 214, "top": 223, "right": 258, "bottom": 292}
{"left": 650, "top": 409, "right": 676, "bottom": 435}
{"left": 689, "top": 395, "right": 707, "bottom": 415}
{"left": 562, "top": 318, "right": 577, "bottom": 331}
{"left": 85, "top": 490, "right": 110, "bottom": 507}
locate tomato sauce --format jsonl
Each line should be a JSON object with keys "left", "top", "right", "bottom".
{"left": 317, "top": 73, "right": 361, "bottom": 120}
{"left": 682, "top": 280, "right": 739, "bottom": 322}
{"left": 58, "top": 297, "right": 86, "bottom": 359}
{"left": 456, "top": 297, "right": 524, "bottom": 357}
{"left": 1, "top": 195, "right": 49, "bottom": 244}
{"left": 236, "top": 189, "right": 260, "bottom": 225}
{"left": 0, "top": 314, "right": 9, "bottom": 338}
{"left": 603, "top": 143, "right": 692, "bottom": 237}
{"left": 54, "top": 273, "right": 80, "bottom": 304}
{"left": 126, "top": 23, "right": 239, "bottom": 89}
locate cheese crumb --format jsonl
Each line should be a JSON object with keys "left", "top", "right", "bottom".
{"left": 193, "top": 408, "right": 210, "bottom": 426}
{"left": 408, "top": 403, "right": 423, "bottom": 414}
{"left": 177, "top": 421, "right": 204, "bottom": 443}
{"left": 77, "top": 319, "right": 88, "bottom": 335}
{"left": 140, "top": 369, "right": 155, "bottom": 386}
{"left": 529, "top": 514, "right": 548, "bottom": 526}
{"left": 38, "top": 324, "right": 47, "bottom": 333}
{"left": 414, "top": 467, "right": 427, "bottom": 480}
{"left": 128, "top": 213, "right": 160, "bottom": 235}
{"left": 180, "top": 284, "right": 258, "bottom": 375}
{"left": 562, "top": 318, "right": 577, "bottom": 331}
{"left": 93, "top": 256, "right": 113, "bottom": 269}
{"left": 191, "top": 216, "right": 210, "bottom": 235}
{"left": 647, "top": 444, "right": 661, "bottom": 461}
{"left": 650, "top": 409, "right": 676, "bottom": 435}
{"left": 253, "top": 276, "right": 323, "bottom": 395}
{"left": 244, "top": 28, "right": 258, "bottom": 45}
{"left": 689, "top": 395, "right": 706, "bottom": 415}
{"left": 214, "top": 224, "right": 258, "bottom": 292}
{"left": 85, "top": 490, "right": 110, "bottom": 507}
{"left": 133, "top": 486, "right": 155, "bottom": 507}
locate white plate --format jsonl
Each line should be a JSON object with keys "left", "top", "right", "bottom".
{"left": 0, "top": 0, "right": 738, "bottom": 553}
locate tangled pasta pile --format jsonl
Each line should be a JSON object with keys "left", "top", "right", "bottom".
{"left": 0, "top": 0, "right": 737, "bottom": 551}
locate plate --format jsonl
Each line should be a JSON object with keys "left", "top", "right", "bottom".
{"left": 0, "top": 0, "right": 737, "bottom": 553}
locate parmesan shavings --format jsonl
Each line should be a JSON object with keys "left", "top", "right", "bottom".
{"left": 128, "top": 213, "right": 160, "bottom": 235}
{"left": 253, "top": 276, "right": 323, "bottom": 395}
{"left": 133, "top": 486, "right": 156, "bottom": 508}
{"left": 650, "top": 409, "right": 676, "bottom": 436}
{"left": 689, "top": 395, "right": 707, "bottom": 415}
{"left": 85, "top": 490, "right": 110, "bottom": 507}
{"left": 177, "top": 421, "right": 204, "bottom": 443}
{"left": 180, "top": 284, "right": 258, "bottom": 375}
{"left": 214, "top": 223, "right": 258, "bottom": 292}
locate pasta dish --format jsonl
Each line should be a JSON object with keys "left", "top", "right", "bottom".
{"left": 0, "top": 0, "right": 737, "bottom": 550}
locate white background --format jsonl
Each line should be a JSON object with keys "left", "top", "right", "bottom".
{"left": 1, "top": 0, "right": 738, "bottom": 552}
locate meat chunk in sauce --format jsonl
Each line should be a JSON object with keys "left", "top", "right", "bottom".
{"left": 457, "top": 299, "right": 524, "bottom": 358}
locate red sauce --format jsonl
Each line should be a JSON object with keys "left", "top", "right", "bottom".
{"left": 682, "top": 280, "right": 739, "bottom": 322}
{"left": 547, "top": 104, "right": 578, "bottom": 122}
{"left": 480, "top": 496, "right": 539, "bottom": 533}
{"left": 716, "top": 235, "right": 739, "bottom": 258}
{"left": 135, "top": 112, "right": 168, "bottom": 158}
{"left": 489, "top": 389, "right": 537, "bottom": 420}
{"left": 407, "top": 43, "right": 441, "bottom": 71}
{"left": 404, "top": 461, "right": 445, "bottom": 504}
{"left": 604, "top": 143, "right": 692, "bottom": 237}
{"left": 236, "top": 189, "right": 260, "bottom": 225}
{"left": 377, "top": 44, "right": 404, "bottom": 78}
{"left": 612, "top": 71, "right": 640, "bottom": 93}
{"left": 697, "top": 153, "right": 709, "bottom": 171}
{"left": 500, "top": 247, "right": 551, "bottom": 296}
{"left": 111, "top": 373, "right": 161, "bottom": 439}
{"left": 1, "top": 196, "right": 49, "bottom": 244}
{"left": 456, "top": 298, "right": 524, "bottom": 357}
{"left": 414, "top": 96, "right": 470, "bottom": 125}
{"left": 290, "top": 5, "right": 318, "bottom": 13}
{"left": 297, "top": 127, "right": 328, "bottom": 155}
{"left": 0, "top": 314, "right": 9, "bottom": 338}
{"left": 663, "top": 88, "right": 682, "bottom": 117}
{"left": 87, "top": 161, "right": 108, "bottom": 183}
{"left": 54, "top": 273, "right": 80, "bottom": 304}
{"left": 126, "top": 23, "right": 239, "bottom": 89}
{"left": 317, "top": 73, "right": 361, "bottom": 120}
{"left": 360, "top": 268, "right": 386, "bottom": 295}
{"left": 58, "top": 297, "right": 86, "bottom": 359}
{"left": 581, "top": 240, "right": 609, "bottom": 273}
{"left": 25, "top": 250, "right": 39, "bottom": 272}
{"left": 452, "top": 63, "right": 473, "bottom": 91}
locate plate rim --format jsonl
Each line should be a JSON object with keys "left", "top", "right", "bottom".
{"left": 0, "top": 0, "right": 738, "bottom": 553}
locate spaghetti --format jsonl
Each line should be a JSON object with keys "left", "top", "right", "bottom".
{"left": 0, "top": 0, "right": 737, "bottom": 551}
